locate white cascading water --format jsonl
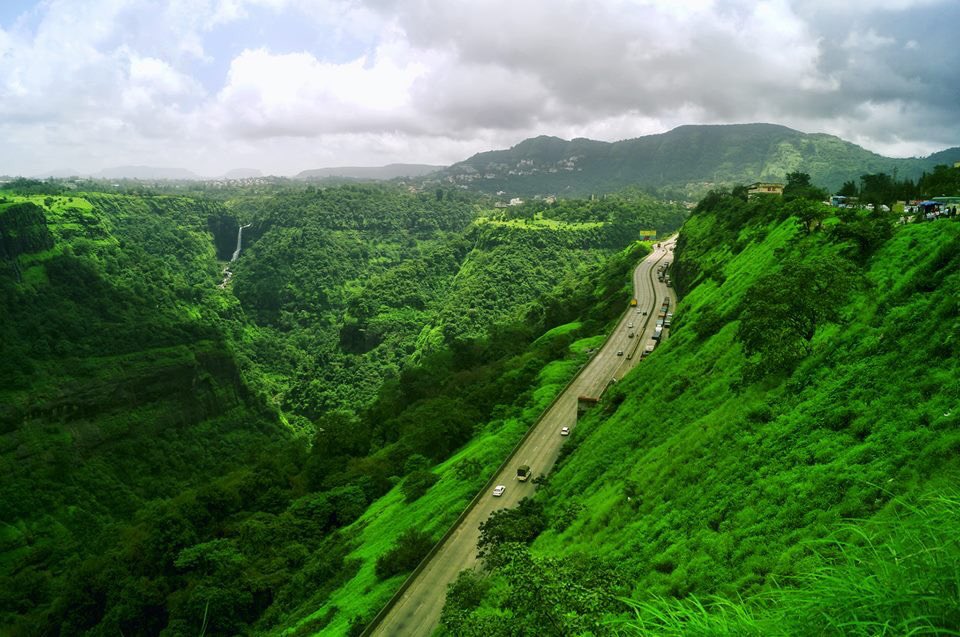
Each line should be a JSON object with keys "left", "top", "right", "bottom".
{"left": 231, "top": 224, "right": 252, "bottom": 262}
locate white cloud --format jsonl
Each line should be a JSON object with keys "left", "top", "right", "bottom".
{"left": 842, "top": 28, "right": 896, "bottom": 51}
{"left": 0, "top": 0, "right": 957, "bottom": 176}
{"left": 212, "top": 44, "right": 429, "bottom": 137}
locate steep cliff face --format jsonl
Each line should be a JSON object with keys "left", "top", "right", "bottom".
{"left": 207, "top": 213, "right": 241, "bottom": 260}
{"left": 0, "top": 202, "right": 54, "bottom": 261}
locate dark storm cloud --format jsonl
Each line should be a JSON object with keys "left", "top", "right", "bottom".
{"left": 363, "top": 0, "right": 959, "bottom": 153}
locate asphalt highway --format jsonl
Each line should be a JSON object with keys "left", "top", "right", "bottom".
{"left": 368, "top": 239, "right": 677, "bottom": 637}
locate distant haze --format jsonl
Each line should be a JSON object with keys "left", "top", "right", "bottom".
{"left": 1, "top": 0, "right": 958, "bottom": 176}
{"left": 221, "top": 168, "right": 263, "bottom": 179}
{"left": 296, "top": 164, "right": 444, "bottom": 180}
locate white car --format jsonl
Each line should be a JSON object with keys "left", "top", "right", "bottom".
{"left": 560, "top": 426, "right": 570, "bottom": 436}
{"left": 493, "top": 485, "right": 506, "bottom": 497}
{"left": 616, "top": 350, "right": 624, "bottom": 356}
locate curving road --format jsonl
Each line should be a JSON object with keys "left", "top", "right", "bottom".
{"left": 367, "top": 239, "right": 677, "bottom": 637}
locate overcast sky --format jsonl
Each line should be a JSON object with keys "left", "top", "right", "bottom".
{"left": 1, "top": 0, "right": 958, "bottom": 177}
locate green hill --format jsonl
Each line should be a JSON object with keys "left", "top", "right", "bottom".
{"left": 440, "top": 123, "right": 960, "bottom": 198}
{"left": 438, "top": 190, "right": 960, "bottom": 634}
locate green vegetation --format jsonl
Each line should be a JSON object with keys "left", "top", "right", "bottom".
{"left": 439, "top": 179, "right": 960, "bottom": 635}
{"left": 0, "top": 180, "right": 679, "bottom": 635}
{"left": 7, "top": 159, "right": 958, "bottom": 636}
{"left": 617, "top": 493, "right": 960, "bottom": 636}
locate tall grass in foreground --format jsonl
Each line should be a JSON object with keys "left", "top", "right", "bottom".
{"left": 614, "top": 492, "right": 960, "bottom": 636}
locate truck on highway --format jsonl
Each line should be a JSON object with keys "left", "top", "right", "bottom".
{"left": 517, "top": 465, "right": 531, "bottom": 481}
{"left": 630, "top": 298, "right": 638, "bottom": 306}
{"left": 578, "top": 395, "right": 599, "bottom": 416}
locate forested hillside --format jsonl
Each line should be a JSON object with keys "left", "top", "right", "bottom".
{"left": 439, "top": 185, "right": 960, "bottom": 634}
{"left": 226, "top": 186, "right": 685, "bottom": 419}
{"left": 0, "top": 182, "right": 686, "bottom": 635}
{"left": 439, "top": 123, "right": 960, "bottom": 198}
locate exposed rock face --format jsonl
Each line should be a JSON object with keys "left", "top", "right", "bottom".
{"left": 207, "top": 213, "right": 240, "bottom": 260}
{"left": 0, "top": 202, "right": 55, "bottom": 260}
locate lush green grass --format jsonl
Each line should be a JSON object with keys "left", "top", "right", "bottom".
{"left": 550, "top": 213, "right": 960, "bottom": 614}
{"left": 440, "top": 191, "right": 960, "bottom": 633}
{"left": 615, "top": 492, "right": 960, "bottom": 636}
{"left": 476, "top": 216, "right": 604, "bottom": 230}
{"left": 277, "top": 318, "right": 600, "bottom": 635}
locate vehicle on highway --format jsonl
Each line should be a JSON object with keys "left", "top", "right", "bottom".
{"left": 628, "top": 331, "right": 635, "bottom": 338}
{"left": 617, "top": 350, "right": 624, "bottom": 356}
{"left": 517, "top": 465, "right": 531, "bottom": 481}
{"left": 560, "top": 426, "right": 570, "bottom": 436}
{"left": 493, "top": 485, "right": 506, "bottom": 497}
{"left": 628, "top": 323, "right": 634, "bottom": 328}
{"left": 630, "top": 298, "right": 638, "bottom": 306}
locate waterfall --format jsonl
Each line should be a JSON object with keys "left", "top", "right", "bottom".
{"left": 231, "top": 224, "right": 252, "bottom": 262}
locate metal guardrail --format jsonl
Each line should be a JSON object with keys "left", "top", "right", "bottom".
{"left": 360, "top": 244, "right": 659, "bottom": 637}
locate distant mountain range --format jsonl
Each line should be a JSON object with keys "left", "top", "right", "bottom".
{"left": 438, "top": 123, "right": 960, "bottom": 197}
{"left": 295, "top": 163, "right": 444, "bottom": 180}
{"left": 24, "top": 124, "right": 959, "bottom": 194}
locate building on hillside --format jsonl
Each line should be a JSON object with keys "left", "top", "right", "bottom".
{"left": 639, "top": 230, "right": 657, "bottom": 241}
{"left": 748, "top": 182, "right": 784, "bottom": 197}
{"left": 508, "top": 197, "right": 524, "bottom": 206}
